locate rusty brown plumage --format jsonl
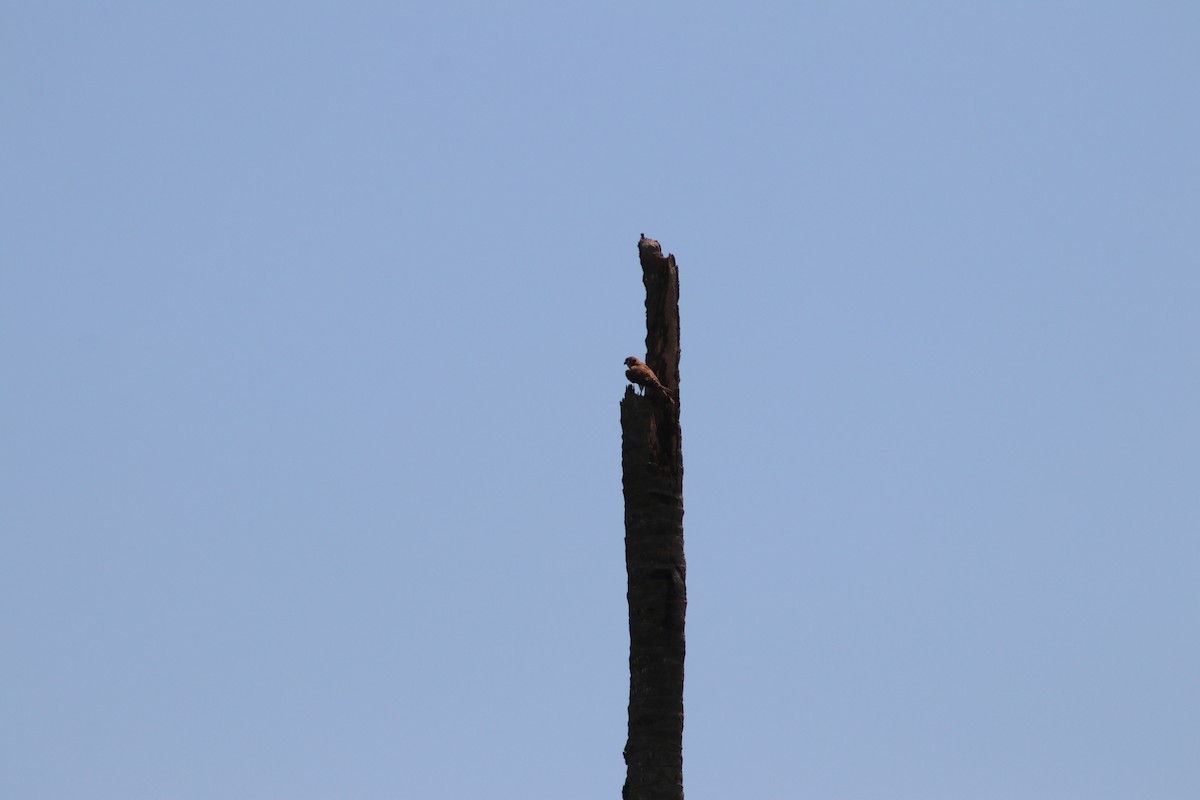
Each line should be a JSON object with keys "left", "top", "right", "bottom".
{"left": 624, "top": 356, "right": 675, "bottom": 405}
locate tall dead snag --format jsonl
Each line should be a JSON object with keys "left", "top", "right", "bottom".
{"left": 621, "top": 234, "right": 686, "bottom": 800}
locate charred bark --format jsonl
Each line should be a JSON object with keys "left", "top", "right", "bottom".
{"left": 620, "top": 234, "right": 686, "bottom": 800}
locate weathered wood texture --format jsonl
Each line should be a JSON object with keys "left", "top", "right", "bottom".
{"left": 620, "top": 235, "right": 686, "bottom": 800}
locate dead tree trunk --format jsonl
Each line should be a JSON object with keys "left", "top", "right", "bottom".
{"left": 620, "top": 234, "right": 686, "bottom": 800}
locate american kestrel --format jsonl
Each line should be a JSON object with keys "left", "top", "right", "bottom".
{"left": 624, "top": 357, "right": 675, "bottom": 405}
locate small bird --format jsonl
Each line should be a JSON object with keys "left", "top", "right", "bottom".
{"left": 624, "top": 356, "right": 675, "bottom": 405}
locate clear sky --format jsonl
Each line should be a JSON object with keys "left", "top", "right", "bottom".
{"left": 3, "top": 3, "right": 1198, "bottom": 799}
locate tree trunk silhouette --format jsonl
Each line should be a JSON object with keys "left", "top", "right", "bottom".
{"left": 620, "top": 235, "right": 686, "bottom": 800}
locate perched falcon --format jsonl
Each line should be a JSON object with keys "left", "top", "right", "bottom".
{"left": 625, "top": 357, "right": 675, "bottom": 405}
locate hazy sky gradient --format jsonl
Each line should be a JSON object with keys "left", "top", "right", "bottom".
{"left": 3, "top": 3, "right": 1198, "bottom": 798}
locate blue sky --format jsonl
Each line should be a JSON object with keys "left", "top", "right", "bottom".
{"left": 3, "top": 3, "right": 1198, "bottom": 798}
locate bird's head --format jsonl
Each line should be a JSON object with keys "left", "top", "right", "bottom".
{"left": 624, "top": 357, "right": 640, "bottom": 367}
